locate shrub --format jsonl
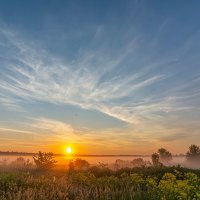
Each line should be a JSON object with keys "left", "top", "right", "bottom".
{"left": 68, "top": 158, "right": 90, "bottom": 171}
{"left": 33, "top": 151, "right": 57, "bottom": 171}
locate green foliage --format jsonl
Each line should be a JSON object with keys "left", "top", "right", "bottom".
{"left": 158, "top": 172, "right": 200, "bottom": 200}
{"left": 89, "top": 165, "right": 112, "bottom": 177}
{"left": 33, "top": 151, "right": 57, "bottom": 171}
{"left": 1, "top": 150, "right": 200, "bottom": 199}
{"left": 0, "top": 170, "right": 200, "bottom": 200}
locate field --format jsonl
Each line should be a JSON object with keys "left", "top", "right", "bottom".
{"left": 0, "top": 157, "right": 200, "bottom": 200}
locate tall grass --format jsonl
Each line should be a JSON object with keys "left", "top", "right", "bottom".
{"left": 0, "top": 157, "right": 200, "bottom": 199}
{"left": 0, "top": 168, "right": 200, "bottom": 199}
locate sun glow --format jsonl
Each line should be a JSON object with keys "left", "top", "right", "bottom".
{"left": 66, "top": 146, "right": 72, "bottom": 154}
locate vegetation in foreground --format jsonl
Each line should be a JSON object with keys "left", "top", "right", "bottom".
{"left": 0, "top": 145, "right": 200, "bottom": 200}
{"left": 0, "top": 167, "right": 200, "bottom": 200}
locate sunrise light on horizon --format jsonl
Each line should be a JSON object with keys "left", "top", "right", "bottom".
{"left": 66, "top": 146, "right": 72, "bottom": 154}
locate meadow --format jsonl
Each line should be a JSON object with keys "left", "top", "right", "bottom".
{"left": 0, "top": 151, "right": 200, "bottom": 200}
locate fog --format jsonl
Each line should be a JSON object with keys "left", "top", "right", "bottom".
{"left": 1, "top": 155, "right": 199, "bottom": 169}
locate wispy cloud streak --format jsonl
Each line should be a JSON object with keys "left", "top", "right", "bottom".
{"left": 0, "top": 26, "right": 199, "bottom": 126}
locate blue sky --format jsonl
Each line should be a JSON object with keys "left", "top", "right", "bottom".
{"left": 0, "top": 0, "right": 200, "bottom": 154}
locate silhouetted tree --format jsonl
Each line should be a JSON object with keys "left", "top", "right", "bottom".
{"left": 186, "top": 144, "right": 200, "bottom": 164}
{"left": 98, "top": 162, "right": 108, "bottom": 168}
{"left": 131, "top": 158, "right": 151, "bottom": 167}
{"left": 151, "top": 153, "right": 162, "bottom": 167}
{"left": 70, "top": 158, "right": 90, "bottom": 170}
{"left": 33, "top": 151, "right": 57, "bottom": 170}
{"left": 158, "top": 148, "right": 172, "bottom": 163}
{"left": 68, "top": 160, "right": 75, "bottom": 171}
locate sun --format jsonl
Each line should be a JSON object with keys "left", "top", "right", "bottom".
{"left": 66, "top": 146, "right": 72, "bottom": 154}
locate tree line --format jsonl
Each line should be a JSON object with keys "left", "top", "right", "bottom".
{"left": 31, "top": 144, "right": 200, "bottom": 171}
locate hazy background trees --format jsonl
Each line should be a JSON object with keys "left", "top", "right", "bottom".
{"left": 158, "top": 148, "right": 172, "bottom": 163}
{"left": 33, "top": 151, "right": 57, "bottom": 170}
{"left": 0, "top": 144, "right": 200, "bottom": 170}
{"left": 151, "top": 145, "right": 200, "bottom": 168}
{"left": 68, "top": 158, "right": 90, "bottom": 171}
{"left": 186, "top": 144, "right": 200, "bottom": 167}
{"left": 151, "top": 153, "right": 162, "bottom": 167}
{"left": 151, "top": 148, "right": 172, "bottom": 167}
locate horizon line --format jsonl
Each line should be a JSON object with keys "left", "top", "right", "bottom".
{"left": 0, "top": 151, "right": 186, "bottom": 157}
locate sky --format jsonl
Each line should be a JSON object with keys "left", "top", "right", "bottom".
{"left": 0, "top": 0, "right": 200, "bottom": 154}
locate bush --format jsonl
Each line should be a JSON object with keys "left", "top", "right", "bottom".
{"left": 68, "top": 158, "right": 90, "bottom": 171}
{"left": 0, "top": 170, "right": 200, "bottom": 200}
{"left": 33, "top": 151, "right": 57, "bottom": 171}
